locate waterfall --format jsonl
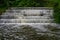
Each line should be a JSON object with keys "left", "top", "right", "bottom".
{"left": 0, "top": 7, "right": 54, "bottom": 30}
{"left": 1, "top": 7, "right": 59, "bottom": 40}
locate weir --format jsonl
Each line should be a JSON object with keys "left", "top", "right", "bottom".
{"left": 0, "top": 7, "right": 53, "bottom": 30}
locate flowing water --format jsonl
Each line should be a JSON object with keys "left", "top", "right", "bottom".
{"left": 0, "top": 7, "right": 60, "bottom": 40}
{"left": 0, "top": 7, "right": 54, "bottom": 31}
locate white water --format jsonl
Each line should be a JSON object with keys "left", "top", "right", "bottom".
{"left": 1, "top": 7, "right": 60, "bottom": 40}
{"left": 0, "top": 8, "right": 53, "bottom": 31}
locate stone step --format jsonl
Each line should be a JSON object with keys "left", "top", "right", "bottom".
{"left": 0, "top": 23, "right": 52, "bottom": 25}
{"left": 0, "top": 15, "right": 18, "bottom": 19}
{"left": 0, "top": 19, "right": 54, "bottom": 23}
{"left": 3, "top": 9, "right": 52, "bottom": 16}
{"left": 23, "top": 16, "right": 52, "bottom": 19}
{"left": 0, "top": 15, "right": 52, "bottom": 19}
{"left": 0, "top": 23, "right": 53, "bottom": 31}
{"left": 3, "top": 12, "right": 51, "bottom": 16}
{"left": 0, "top": 23, "right": 56, "bottom": 27}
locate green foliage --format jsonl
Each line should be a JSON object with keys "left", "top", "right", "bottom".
{"left": 53, "top": 12, "right": 60, "bottom": 23}
{"left": 0, "top": 7, "right": 7, "bottom": 15}
{"left": 46, "top": 0, "right": 60, "bottom": 23}
{"left": 53, "top": 2, "right": 60, "bottom": 23}
{"left": 14, "top": 0, "right": 40, "bottom": 7}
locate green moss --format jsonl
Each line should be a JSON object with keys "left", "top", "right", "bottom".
{"left": 0, "top": 7, "right": 7, "bottom": 15}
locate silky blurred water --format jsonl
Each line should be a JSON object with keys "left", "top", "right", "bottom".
{"left": 0, "top": 8, "right": 54, "bottom": 31}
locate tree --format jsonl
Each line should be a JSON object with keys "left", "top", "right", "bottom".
{"left": 53, "top": 2, "right": 60, "bottom": 23}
